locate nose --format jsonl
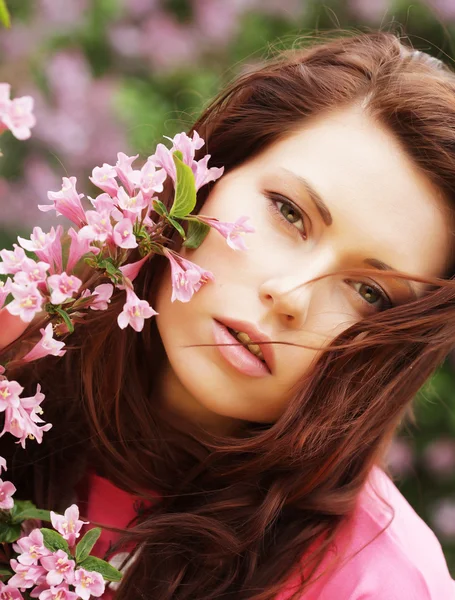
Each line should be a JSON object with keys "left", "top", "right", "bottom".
{"left": 259, "top": 274, "right": 312, "bottom": 329}
{"left": 259, "top": 252, "right": 336, "bottom": 329}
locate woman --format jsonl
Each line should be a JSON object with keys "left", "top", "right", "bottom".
{"left": 1, "top": 30, "right": 455, "bottom": 599}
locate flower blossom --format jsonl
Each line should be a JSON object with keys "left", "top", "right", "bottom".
{"left": 66, "top": 228, "right": 100, "bottom": 274}
{"left": 1, "top": 384, "right": 52, "bottom": 448}
{"left": 153, "top": 131, "right": 223, "bottom": 190}
{"left": 112, "top": 217, "right": 138, "bottom": 249}
{"left": 39, "top": 177, "right": 87, "bottom": 229}
{"left": 9, "top": 559, "right": 46, "bottom": 590}
{"left": 0, "top": 582, "right": 24, "bottom": 599}
{"left": 89, "top": 164, "right": 119, "bottom": 197}
{"left": 0, "top": 457, "right": 7, "bottom": 474}
{"left": 17, "top": 226, "right": 64, "bottom": 275}
{"left": 0, "top": 378, "right": 24, "bottom": 411}
{"left": 78, "top": 210, "right": 113, "bottom": 244}
{"left": 0, "top": 478, "right": 16, "bottom": 509}
{"left": 5, "top": 282, "right": 44, "bottom": 323}
{"left": 114, "top": 152, "right": 139, "bottom": 196}
{"left": 73, "top": 568, "right": 105, "bottom": 600}
{"left": 38, "top": 584, "right": 79, "bottom": 600}
{"left": 163, "top": 248, "right": 214, "bottom": 303}
{"left": 0, "top": 244, "right": 27, "bottom": 275}
{"left": 47, "top": 273, "right": 82, "bottom": 305}
{"left": 0, "top": 279, "right": 11, "bottom": 310}
{"left": 15, "top": 529, "right": 51, "bottom": 566}
{"left": 117, "top": 287, "right": 158, "bottom": 332}
{"left": 50, "top": 505, "right": 88, "bottom": 547}
{"left": 0, "top": 84, "right": 36, "bottom": 140}
{"left": 118, "top": 253, "right": 151, "bottom": 283}
{"left": 41, "top": 550, "right": 75, "bottom": 586}
{"left": 196, "top": 215, "right": 255, "bottom": 251}
{"left": 13, "top": 257, "right": 50, "bottom": 287}
{"left": 22, "top": 323, "right": 66, "bottom": 363}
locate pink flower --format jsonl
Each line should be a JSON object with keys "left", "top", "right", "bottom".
{"left": 9, "top": 560, "right": 46, "bottom": 590}
{"left": 66, "top": 228, "right": 100, "bottom": 274}
{"left": 0, "top": 457, "right": 6, "bottom": 474}
{"left": 41, "top": 550, "right": 75, "bottom": 586}
{"left": 164, "top": 130, "right": 205, "bottom": 166}
{"left": 152, "top": 143, "right": 176, "bottom": 181}
{"left": 47, "top": 273, "right": 82, "bottom": 305}
{"left": 0, "top": 582, "right": 24, "bottom": 599}
{"left": 112, "top": 218, "right": 138, "bottom": 249}
{"left": 1, "top": 95, "right": 36, "bottom": 140}
{"left": 117, "top": 287, "right": 157, "bottom": 332}
{"left": 73, "top": 569, "right": 105, "bottom": 600}
{"left": 118, "top": 253, "right": 151, "bottom": 283}
{"left": 89, "top": 283, "right": 114, "bottom": 311}
{"left": 0, "top": 378, "right": 24, "bottom": 410}
{"left": 0, "top": 279, "right": 11, "bottom": 309}
{"left": 39, "top": 177, "right": 87, "bottom": 229}
{"left": 197, "top": 215, "right": 255, "bottom": 251}
{"left": 0, "top": 244, "right": 27, "bottom": 275}
{"left": 163, "top": 248, "right": 214, "bottom": 303}
{"left": 88, "top": 192, "right": 115, "bottom": 214}
{"left": 114, "top": 152, "right": 139, "bottom": 196}
{"left": 38, "top": 584, "right": 79, "bottom": 600}
{"left": 6, "top": 282, "right": 44, "bottom": 323}
{"left": 78, "top": 210, "right": 113, "bottom": 244}
{"left": 17, "top": 226, "right": 64, "bottom": 275}
{"left": 13, "top": 257, "right": 50, "bottom": 287}
{"left": 137, "top": 158, "right": 167, "bottom": 198}
{"left": 116, "top": 187, "right": 148, "bottom": 215}
{"left": 2, "top": 403, "right": 52, "bottom": 449}
{"left": 89, "top": 163, "right": 119, "bottom": 197}
{"left": 22, "top": 323, "right": 66, "bottom": 363}
{"left": 0, "top": 478, "right": 16, "bottom": 509}
{"left": 50, "top": 505, "right": 87, "bottom": 547}
{"left": 15, "top": 529, "right": 51, "bottom": 566}
{"left": 192, "top": 154, "right": 224, "bottom": 191}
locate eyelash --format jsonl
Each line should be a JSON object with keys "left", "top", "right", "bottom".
{"left": 264, "top": 191, "right": 394, "bottom": 313}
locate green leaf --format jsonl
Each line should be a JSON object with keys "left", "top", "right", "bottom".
{"left": 75, "top": 527, "right": 101, "bottom": 563}
{"left": 0, "top": 567, "right": 13, "bottom": 580}
{"left": 0, "top": 522, "right": 22, "bottom": 543}
{"left": 152, "top": 199, "right": 169, "bottom": 217}
{"left": 79, "top": 556, "right": 123, "bottom": 582}
{"left": 0, "top": 0, "right": 11, "bottom": 28}
{"left": 40, "top": 528, "right": 71, "bottom": 556}
{"left": 55, "top": 307, "right": 74, "bottom": 334}
{"left": 182, "top": 219, "right": 211, "bottom": 249}
{"left": 169, "top": 152, "right": 197, "bottom": 219}
{"left": 166, "top": 217, "right": 186, "bottom": 239}
{"left": 11, "top": 500, "right": 51, "bottom": 524}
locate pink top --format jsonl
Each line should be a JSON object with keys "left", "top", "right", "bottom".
{"left": 83, "top": 465, "right": 455, "bottom": 599}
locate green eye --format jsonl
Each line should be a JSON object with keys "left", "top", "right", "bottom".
{"left": 358, "top": 283, "right": 382, "bottom": 304}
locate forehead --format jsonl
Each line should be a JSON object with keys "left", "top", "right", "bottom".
{"left": 250, "top": 104, "right": 454, "bottom": 285}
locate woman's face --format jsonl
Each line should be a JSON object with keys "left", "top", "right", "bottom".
{"left": 154, "top": 104, "right": 452, "bottom": 435}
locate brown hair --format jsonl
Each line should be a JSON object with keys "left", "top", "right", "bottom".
{"left": 2, "top": 29, "right": 455, "bottom": 599}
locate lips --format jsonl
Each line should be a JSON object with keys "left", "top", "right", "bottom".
{"left": 214, "top": 317, "right": 275, "bottom": 373}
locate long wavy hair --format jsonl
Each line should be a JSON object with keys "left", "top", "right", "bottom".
{"left": 2, "top": 29, "right": 455, "bottom": 599}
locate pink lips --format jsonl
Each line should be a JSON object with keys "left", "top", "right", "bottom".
{"left": 212, "top": 318, "right": 274, "bottom": 378}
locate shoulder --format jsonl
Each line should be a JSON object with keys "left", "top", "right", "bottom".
{"left": 278, "top": 466, "right": 455, "bottom": 600}
{"left": 326, "top": 466, "right": 455, "bottom": 599}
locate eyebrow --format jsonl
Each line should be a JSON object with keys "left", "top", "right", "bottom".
{"left": 281, "top": 167, "right": 333, "bottom": 226}
{"left": 280, "top": 168, "right": 418, "bottom": 301}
